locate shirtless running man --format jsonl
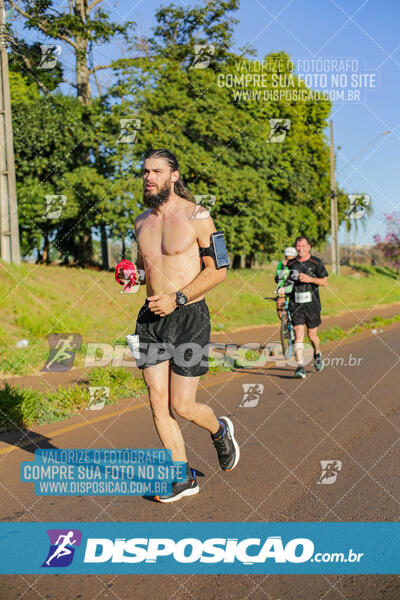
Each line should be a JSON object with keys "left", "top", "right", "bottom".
{"left": 123, "top": 149, "right": 240, "bottom": 503}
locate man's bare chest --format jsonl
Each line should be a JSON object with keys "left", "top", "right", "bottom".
{"left": 138, "top": 216, "right": 197, "bottom": 258}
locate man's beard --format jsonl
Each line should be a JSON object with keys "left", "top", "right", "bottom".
{"left": 143, "top": 181, "right": 171, "bottom": 208}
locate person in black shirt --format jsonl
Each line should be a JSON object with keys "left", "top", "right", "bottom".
{"left": 286, "top": 236, "right": 328, "bottom": 378}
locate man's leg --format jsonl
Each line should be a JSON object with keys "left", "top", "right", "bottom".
{"left": 147, "top": 365, "right": 203, "bottom": 503}
{"left": 293, "top": 323, "right": 306, "bottom": 378}
{"left": 170, "top": 370, "right": 239, "bottom": 472}
{"left": 307, "top": 325, "right": 324, "bottom": 371}
{"left": 294, "top": 324, "right": 305, "bottom": 362}
{"left": 170, "top": 372, "right": 219, "bottom": 433}
{"left": 307, "top": 326, "right": 320, "bottom": 355}
{"left": 142, "top": 361, "right": 187, "bottom": 463}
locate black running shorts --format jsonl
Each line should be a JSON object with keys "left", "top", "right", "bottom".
{"left": 289, "top": 301, "right": 322, "bottom": 329}
{"left": 134, "top": 299, "right": 211, "bottom": 377}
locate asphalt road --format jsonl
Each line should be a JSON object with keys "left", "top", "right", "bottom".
{"left": 0, "top": 323, "right": 399, "bottom": 599}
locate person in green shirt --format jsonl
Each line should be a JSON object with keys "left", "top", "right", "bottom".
{"left": 275, "top": 247, "right": 297, "bottom": 318}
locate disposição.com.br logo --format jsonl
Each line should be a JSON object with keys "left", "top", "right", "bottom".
{"left": 41, "top": 529, "right": 82, "bottom": 568}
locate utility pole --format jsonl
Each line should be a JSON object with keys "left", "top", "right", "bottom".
{"left": 329, "top": 120, "right": 339, "bottom": 275}
{"left": 0, "top": 1, "right": 20, "bottom": 265}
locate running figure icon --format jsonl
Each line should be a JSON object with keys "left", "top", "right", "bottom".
{"left": 46, "top": 336, "right": 76, "bottom": 369}
{"left": 45, "top": 531, "right": 77, "bottom": 566}
{"left": 41, "top": 334, "right": 82, "bottom": 372}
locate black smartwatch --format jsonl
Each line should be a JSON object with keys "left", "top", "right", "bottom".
{"left": 175, "top": 291, "right": 188, "bottom": 307}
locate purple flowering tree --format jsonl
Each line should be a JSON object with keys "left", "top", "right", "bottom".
{"left": 374, "top": 212, "right": 400, "bottom": 275}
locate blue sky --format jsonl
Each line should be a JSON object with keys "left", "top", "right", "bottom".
{"left": 15, "top": 0, "right": 400, "bottom": 245}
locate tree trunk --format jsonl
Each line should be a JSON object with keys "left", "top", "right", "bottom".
{"left": 76, "top": 229, "right": 94, "bottom": 267}
{"left": 74, "top": 1, "right": 91, "bottom": 105}
{"left": 35, "top": 246, "right": 43, "bottom": 264}
{"left": 76, "top": 41, "right": 90, "bottom": 105}
{"left": 100, "top": 223, "right": 109, "bottom": 269}
{"left": 232, "top": 254, "right": 241, "bottom": 269}
{"left": 71, "top": 3, "right": 92, "bottom": 263}
{"left": 245, "top": 254, "right": 253, "bottom": 269}
{"left": 42, "top": 233, "right": 50, "bottom": 265}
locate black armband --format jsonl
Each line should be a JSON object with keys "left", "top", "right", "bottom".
{"left": 199, "top": 230, "right": 230, "bottom": 269}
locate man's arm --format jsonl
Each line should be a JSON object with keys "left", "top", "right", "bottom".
{"left": 298, "top": 273, "right": 328, "bottom": 286}
{"left": 127, "top": 216, "right": 145, "bottom": 284}
{"left": 135, "top": 245, "right": 146, "bottom": 284}
{"left": 311, "top": 275, "right": 328, "bottom": 287}
{"left": 179, "top": 211, "right": 226, "bottom": 302}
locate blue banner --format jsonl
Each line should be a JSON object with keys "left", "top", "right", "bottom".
{"left": 0, "top": 522, "right": 398, "bottom": 574}
{"left": 20, "top": 449, "right": 187, "bottom": 496}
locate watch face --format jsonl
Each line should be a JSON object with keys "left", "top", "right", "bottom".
{"left": 177, "top": 293, "right": 186, "bottom": 305}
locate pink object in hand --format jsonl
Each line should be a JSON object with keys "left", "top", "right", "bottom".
{"left": 115, "top": 260, "right": 137, "bottom": 292}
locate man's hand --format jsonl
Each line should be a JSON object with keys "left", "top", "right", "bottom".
{"left": 147, "top": 294, "right": 176, "bottom": 317}
{"left": 298, "top": 273, "right": 328, "bottom": 286}
{"left": 298, "top": 273, "right": 313, "bottom": 283}
{"left": 115, "top": 261, "right": 138, "bottom": 286}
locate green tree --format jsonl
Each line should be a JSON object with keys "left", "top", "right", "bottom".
{"left": 10, "top": 74, "right": 141, "bottom": 265}
{"left": 10, "top": 72, "right": 88, "bottom": 260}
{"left": 112, "top": 0, "right": 334, "bottom": 265}
{"left": 7, "top": 0, "right": 137, "bottom": 266}
{"left": 7, "top": 0, "right": 135, "bottom": 105}
{"left": 8, "top": 0, "right": 341, "bottom": 269}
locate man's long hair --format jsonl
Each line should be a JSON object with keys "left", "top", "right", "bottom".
{"left": 143, "top": 149, "right": 193, "bottom": 200}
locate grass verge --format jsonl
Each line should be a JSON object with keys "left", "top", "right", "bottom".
{"left": 0, "top": 366, "right": 146, "bottom": 432}
{"left": 318, "top": 313, "right": 400, "bottom": 344}
{"left": 1, "top": 261, "right": 400, "bottom": 375}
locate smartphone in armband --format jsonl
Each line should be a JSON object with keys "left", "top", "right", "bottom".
{"left": 211, "top": 231, "right": 230, "bottom": 269}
